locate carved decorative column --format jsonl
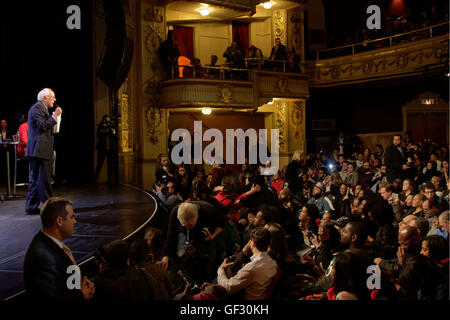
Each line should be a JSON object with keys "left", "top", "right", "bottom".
{"left": 272, "top": 9, "right": 287, "bottom": 46}
{"left": 140, "top": 1, "right": 167, "bottom": 189}
{"left": 287, "top": 6, "right": 305, "bottom": 62}
{"left": 117, "top": 77, "right": 136, "bottom": 184}
{"left": 288, "top": 99, "right": 306, "bottom": 154}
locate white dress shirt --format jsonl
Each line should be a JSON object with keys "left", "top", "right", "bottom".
{"left": 217, "top": 251, "right": 277, "bottom": 300}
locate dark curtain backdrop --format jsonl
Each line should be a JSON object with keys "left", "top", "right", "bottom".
{"left": 173, "top": 26, "right": 194, "bottom": 60}
{"left": 232, "top": 22, "right": 249, "bottom": 54}
{"left": 0, "top": 1, "right": 94, "bottom": 184}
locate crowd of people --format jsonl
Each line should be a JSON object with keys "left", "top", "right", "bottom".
{"left": 23, "top": 133, "right": 449, "bottom": 300}
{"left": 324, "top": 4, "right": 448, "bottom": 58}
{"left": 159, "top": 31, "right": 302, "bottom": 81}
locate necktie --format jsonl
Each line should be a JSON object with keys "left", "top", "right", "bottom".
{"left": 62, "top": 244, "right": 77, "bottom": 265}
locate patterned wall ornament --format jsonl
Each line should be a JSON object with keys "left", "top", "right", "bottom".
{"left": 145, "top": 100, "right": 163, "bottom": 145}
{"left": 217, "top": 85, "right": 233, "bottom": 104}
{"left": 291, "top": 100, "right": 304, "bottom": 141}
{"left": 275, "top": 76, "right": 289, "bottom": 93}
{"left": 287, "top": 7, "right": 304, "bottom": 60}
{"left": 273, "top": 10, "right": 286, "bottom": 45}
{"left": 312, "top": 40, "right": 447, "bottom": 83}
{"left": 275, "top": 101, "right": 287, "bottom": 152}
{"left": 144, "top": 80, "right": 163, "bottom": 145}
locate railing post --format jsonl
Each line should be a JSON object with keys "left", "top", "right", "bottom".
{"left": 430, "top": 26, "right": 433, "bottom": 38}
{"left": 283, "top": 61, "right": 286, "bottom": 72}
{"left": 171, "top": 66, "right": 174, "bottom": 79}
{"left": 258, "top": 59, "right": 261, "bottom": 70}
{"left": 316, "top": 50, "right": 319, "bottom": 60}
{"left": 389, "top": 36, "right": 392, "bottom": 47}
{"left": 352, "top": 44, "right": 355, "bottom": 54}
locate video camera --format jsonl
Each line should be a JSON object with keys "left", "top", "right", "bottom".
{"left": 177, "top": 269, "right": 205, "bottom": 295}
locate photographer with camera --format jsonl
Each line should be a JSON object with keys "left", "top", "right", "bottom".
{"left": 217, "top": 227, "right": 277, "bottom": 300}
{"left": 154, "top": 178, "right": 182, "bottom": 210}
{"left": 93, "top": 115, "right": 118, "bottom": 184}
{"left": 158, "top": 201, "right": 226, "bottom": 283}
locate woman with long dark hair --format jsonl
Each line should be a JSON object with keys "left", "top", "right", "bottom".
{"left": 332, "top": 251, "right": 369, "bottom": 300}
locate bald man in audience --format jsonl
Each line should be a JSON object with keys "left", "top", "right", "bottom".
{"left": 399, "top": 215, "right": 429, "bottom": 238}
{"left": 374, "top": 225, "right": 421, "bottom": 277}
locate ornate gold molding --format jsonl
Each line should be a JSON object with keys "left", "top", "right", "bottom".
{"left": 217, "top": 85, "right": 233, "bottom": 104}
{"left": 291, "top": 100, "right": 304, "bottom": 141}
{"left": 310, "top": 35, "right": 448, "bottom": 85}
{"left": 275, "top": 101, "right": 287, "bottom": 152}
{"left": 287, "top": 7, "right": 304, "bottom": 60}
{"left": 144, "top": 80, "right": 164, "bottom": 145}
{"left": 273, "top": 10, "right": 287, "bottom": 45}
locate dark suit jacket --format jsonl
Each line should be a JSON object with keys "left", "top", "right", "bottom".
{"left": 270, "top": 44, "right": 287, "bottom": 60}
{"left": 384, "top": 144, "right": 405, "bottom": 182}
{"left": 25, "top": 101, "right": 57, "bottom": 160}
{"left": 23, "top": 231, "right": 83, "bottom": 300}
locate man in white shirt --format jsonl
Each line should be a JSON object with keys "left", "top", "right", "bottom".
{"left": 217, "top": 227, "right": 277, "bottom": 300}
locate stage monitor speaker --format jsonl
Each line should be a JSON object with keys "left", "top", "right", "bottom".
{"left": 96, "top": 0, "right": 134, "bottom": 90}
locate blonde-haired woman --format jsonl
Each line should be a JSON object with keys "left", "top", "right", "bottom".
{"left": 285, "top": 149, "right": 306, "bottom": 194}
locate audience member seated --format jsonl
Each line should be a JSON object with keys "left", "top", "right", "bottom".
{"left": 94, "top": 240, "right": 153, "bottom": 300}
{"left": 216, "top": 227, "right": 277, "bottom": 300}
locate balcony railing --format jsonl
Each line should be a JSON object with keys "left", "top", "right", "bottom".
{"left": 166, "top": 58, "right": 305, "bottom": 81}
{"left": 316, "top": 21, "right": 449, "bottom": 60}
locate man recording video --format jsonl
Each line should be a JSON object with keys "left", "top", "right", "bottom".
{"left": 93, "top": 114, "right": 118, "bottom": 184}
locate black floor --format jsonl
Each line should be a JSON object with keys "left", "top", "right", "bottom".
{"left": 0, "top": 184, "right": 156, "bottom": 300}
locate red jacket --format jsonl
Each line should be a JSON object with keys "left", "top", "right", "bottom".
{"left": 17, "top": 122, "right": 28, "bottom": 158}
{"left": 271, "top": 179, "right": 284, "bottom": 194}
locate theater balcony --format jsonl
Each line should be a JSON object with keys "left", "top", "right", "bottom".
{"left": 308, "top": 21, "right": 449, "bottom": 87}
{"left": 160, "top": 61, "right": 309, "bottom": 110}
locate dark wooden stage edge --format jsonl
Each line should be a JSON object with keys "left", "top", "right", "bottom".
{"left": 0, "top": 183, "right": 157, "bottom": 300}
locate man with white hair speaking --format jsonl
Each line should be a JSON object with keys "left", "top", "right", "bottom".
{"left": 25, "top": 88, "right": 62, "bottom": 215}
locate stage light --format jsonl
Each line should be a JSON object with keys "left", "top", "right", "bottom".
{"left": 261, "top": 1, "right": 273, "bottom": 9}
{"left": 267, "top": 99, "right": 274, "bottom": 104}
{"left": 202, "top": 108, "right": 212, "bottom": 115}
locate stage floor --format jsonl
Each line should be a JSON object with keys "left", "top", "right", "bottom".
{"left": 0, "top": 184, "right": 156, "bottom": 300}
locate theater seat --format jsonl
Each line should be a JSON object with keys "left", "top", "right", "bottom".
{"left": 265, "top": 267, "right": 282, "bottom": 301}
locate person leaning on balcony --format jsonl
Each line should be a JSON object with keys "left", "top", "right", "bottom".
{"left": 205, "top": 55, "right": 220, "bottom": 79}
{"left": 269, "top": 38, "right": 287, "bottom": 71}
{"left": 246, "top": 45, "right": 263, "bottom": 69}
{"left": 159, "top": 30, "right": 180, "bottom": 79}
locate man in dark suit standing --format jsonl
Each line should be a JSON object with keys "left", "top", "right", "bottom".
{"left": 23, "top": 197, "right": 95, "bottom": 300}
{"left": 25, "top": 88, "right": 62, "bottom": 215}
{"left": 384, "top": 134, "right": 407, "bottom": 183}
{"left": 269, "top": 38, "right": 287, "bottom": 70}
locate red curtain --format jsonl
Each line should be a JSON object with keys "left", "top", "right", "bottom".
{"left": 173, "top": 26, "right": 194, "bottom": 60}
{"left": 232, "top": 22, "right": 249, "bottom": 53}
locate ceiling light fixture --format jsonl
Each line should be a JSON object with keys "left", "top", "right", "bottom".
{"left": 199, "top": 3, "right": 211, "bottom": 16}
{"left": 202, "top": 108, "right": 212, "bottom": 115}
{"left": 261, "top": 1, "right": 273, "bottom": 9}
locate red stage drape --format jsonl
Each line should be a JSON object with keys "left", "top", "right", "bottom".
{"left": 173, "top": 26, "right": 194, "bottom": 60}
{"left": 232, "top": 22, "right": 249, "bottom": 53}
